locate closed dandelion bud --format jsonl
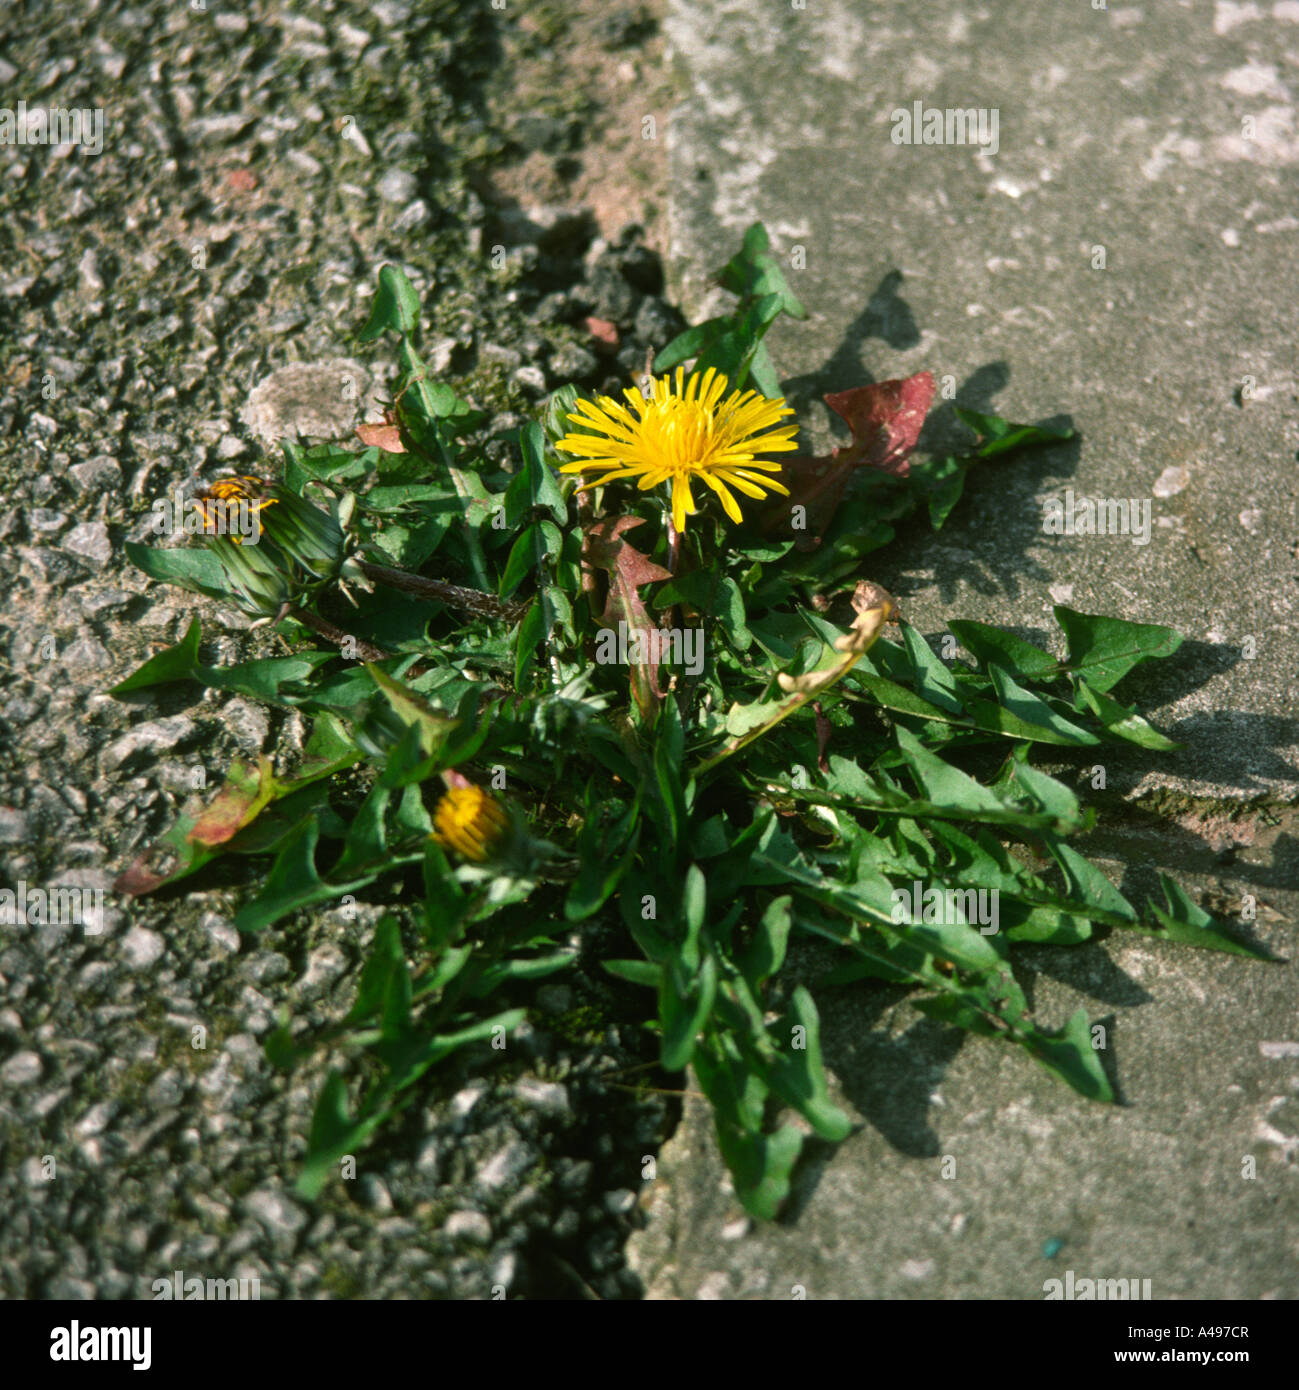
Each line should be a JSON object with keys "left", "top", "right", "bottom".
{"left": 258, "top": 484, "right": 347, "bottom": 582}
{"left": 431, "top": 785, "right": 511, "bottom": 862}
{"left": 207, "top": 533, "right": 295, "bottom": 620}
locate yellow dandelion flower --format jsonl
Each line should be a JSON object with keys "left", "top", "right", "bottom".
{"left": 554, "top": 366, "right": 799, "bottom": 533}
{"left": 431, "top": 785, "right": 510, "bottom": 862}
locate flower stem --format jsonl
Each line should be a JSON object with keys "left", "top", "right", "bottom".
{"left": 285, "top": 606, "right": 395, "bottom": 661}
{"left": 356, "top": 559, "right": 528, "bottom": 624}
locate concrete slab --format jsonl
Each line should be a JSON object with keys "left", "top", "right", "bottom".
{"left": 664, "top": 0, "right": 1299, "bottom": 803}
{"left": 632, "top": 0, "right": 1299, "bottom": 1298}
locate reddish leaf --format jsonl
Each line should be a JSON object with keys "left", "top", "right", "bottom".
{"left": 188, "top": 756, "right": 277, "bottom": 846}
{"left": 226, "top": 168, "right": 258, "bottom": 192}
{"left": 357, "top": 410, "right": 406, "bottom": 453}
{"left": 583, "top": 515, "right": 673, "bottom": 590}
{"left": 581, "top": 516, "right": 671, "bottom": 719}
{"left": 760, "top": 370, "right": 935, "bottom": 549}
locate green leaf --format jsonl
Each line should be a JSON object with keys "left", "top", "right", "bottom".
{"left": 681, "top": 863, "right": 707, "bottom": 970}
{"left": 346, "top": 916, "right": 407, "bottom": 1024}
{"left": 498, "top": 519, "right": 561, "bottom": 598}
{"left": 109, "top": 617, "right": 203, "bottom": 693}
{"left": 852, "top": 672, "right": 968, "bottom": 726}
{"left": 366, "top": 661, "right": 461, "bottom": 761}
{"left": 714, "top": 576, "right": 752, "bottom": 653}
{"left": 1001, "top": 755, "right": 1088, "bottom": 833}
{"left": 716, "top": 221, "right": 808, "bottom": 319}
{"left": 234, "top": 816, "right": 375, "bottom": 932}
{"left": 988, "top": 664, "right": 1100, "bottom": 746}
{"left": 565, "top": 816, "right": 640, "bottom": 922}
{"left": 953, "top": 407, "right": 1074, "bottom": 458}
{"left": 123, "top": 542, "right": 228, "bottom": 601}
{"left": 295, "top": 1071, "right": 390, "bottom": 1199}
{"left": 712, "top": 1117, "right": 803, "bottom": 1224}
{"left": 1149, "top": 874, "right": 1275, "bottom": 958}
{"left": 465, "top": 951, "right": 577, "bottom": 997}
{"left": 504, "top": 420, "right": 566, "bottom": 525}
{"left": 768, "top": 986, "right": 854, "bottom": 1141}
{"left": 948, "top": 619, "right": 1059, "bottom": 681}
{"left": 740, "top": 895, "right": 793, "bottom": 986}
{"left": 693, "top": 1033, "right": 804, "bottom": 1220}
{"left": 1027, "top": 1007, "right": 1114, "bottom": 1103}
{"left": 1054, "top": 606, "right": 1183, "bottom": 693}
{"left": 110, "top": 615, "right": 338, "bottom": 703}
{"left": 907, "top": 454, "right": 970, "bottom": 529}
{"left": 1076, "top": 679, "right": 1181, "bottom": 750}
{"left": 602, "top": 959, "right": 663, "bottom": 988}
{"left": 1049, "top": 842, "right": 1138, "bottom": 923}
{"left": 653, "top": 316, "right": 728, "bottom": 374}
{"left": 899, "top": 623, "right": 964, "bottom": 714}
{"left": 895, "top": 726, "right": 1006, "bottom": 814}
{"left": 661, "top": 951, "right": 718, "bottom": 1071}
{"left": 513, "top": 594, "right": 548, "bottom": 689}
{"left": 358, "top": 263, "right": 421, "bottom": 340}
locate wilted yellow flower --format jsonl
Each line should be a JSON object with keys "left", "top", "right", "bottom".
{"left": 194, "top": 475, "right": 279, "bottom": 544}
{"left": 431, "top": 785, "right": 509, "bottom": 862}
{"left": 554, "top": 366, "right": 798, "bottom": 532}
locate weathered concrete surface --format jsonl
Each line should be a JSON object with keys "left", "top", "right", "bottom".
{"left": 630, "top": 0, "right": 1299, "bottom": 1298}
{"left": 664, "top": 0, "right": 1299, "bottom": 804}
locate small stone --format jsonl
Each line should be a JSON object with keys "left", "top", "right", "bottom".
{"left": 67, "top": 455, "right": 121, "bottom": 494}
{"left": 0, "top": 807, "right": 30, "bottom": 845}
{"left": 202, "top": 912, "right": 239, "bottom": 954}
{"left": 394, "top": 199, "right": 431, "bottom": 233}
{"left": 426, "top": 337, "right": 457, "bottom": 374}
{"left": 512, "top": 114, "right": 569, "bottom": 154}
{"left": 1152, "top": 464, "right": 1190, "bottom": 498}
{"left": 512, "top": 1079, "right": 570, "bottom": 1119}
{"left": 121, "top": 927, "right": 164, "bottom": 971}
{"left": 73, "top": 1101, "right": 117, "bottom": 1138}
{"left": 475, "top": 1140, "right": 532, "bottom": 1193}
{"left": 358, "top": 1175, "right": 393, "bottom": 1212}
{"left": 444, "top": 1210, "right": 492, "bottom": 1244}
{"left": 102, "top": 716, "right": 196, "bottom": 771}
{"left": 512, "top": 365, "right": 547, "bottom": 396}
{"left": 585, "top": 264, "right": 639, "bottom": 322}
{"left": 378, "top": 168, "right": 419, "bottom": 204}
{"left": 549, "top": 343, "right": 599, "bottom": 382}
{"left": 242, "top": 1187, "right": 307, "bottom": 1236}
{"left": 147, "top": 1070, "right": 186, "bottom": 1108}
{"left": 490, "top": 1251, "right": 517, "bottom": 1291}
{"left": 1, "top": 1051, "right": 43, "bottom": 1086}
{"left": 634, "top": 296, "right": 686, "bottom": 350}
{"left": 62, "top": 636, "right": 113, "bottom": 672}
{"left": 619, "top": 243, "right": 664, "bottom": 294}
{"left": 450, "top": 1083, "right": 487, "bottom": 1119}
{"left": 219, "top": 697, "right": 268, "bottom": 752}
{"left": 241, "top": 359, "right": 375, "bottom": 444}
{"left": 299, "top": 943, "right": 346, "bottom": 996}
{"left": 29, "top": 508, "right": 69, "bottom": 535}
{"left": 243, "top": 950, "right": 290, "bottom": 984}
{"left": 481, "top": 342, "right": 522, "bottom": 370}
{"left": 194, "top": 114, "right": 253, "bottom": 140}
{"left": 62, "top": 521, "right": 113, "bottom": 569}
